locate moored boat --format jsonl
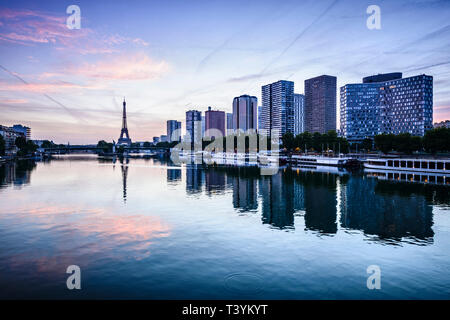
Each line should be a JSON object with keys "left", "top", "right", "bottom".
{"left": 364, "top": 158, "right": 449, "bottom": 174}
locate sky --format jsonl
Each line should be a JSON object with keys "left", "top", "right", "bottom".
{"left": 0, "top": 0, "right": 450, "bottom": 144}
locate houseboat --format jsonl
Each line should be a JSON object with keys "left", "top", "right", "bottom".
{"left": 364, "top": 158, "right": 449, "bottom": 174}
{"left": 290, "top": 155, "right": 358, "bottom": 167}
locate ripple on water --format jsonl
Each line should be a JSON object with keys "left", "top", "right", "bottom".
{"left": 223, "top": 272, "right": 265, "bottom": 295}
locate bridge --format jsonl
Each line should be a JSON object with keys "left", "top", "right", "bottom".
{"left": 42, "top": 145, "right": 170, "bottom": 153}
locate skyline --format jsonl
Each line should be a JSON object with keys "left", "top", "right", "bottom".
{"left": 1, "top": 0, "right": 450, "bottom": 144}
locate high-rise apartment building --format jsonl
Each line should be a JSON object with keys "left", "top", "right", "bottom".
{"left": 232, "top": 95, "right": 257, "bottom": 133}
{"left": 304, "top": 75, "right": 337, "bottom": 134}
{"left": 294, "top": 94, "right": 305, "bottom": 135}
{"left": 12, "top": 124, "right": 31, "bottom": 140}
{"left": 205, "top": 106, "right": 225, "bottom": 139}
{"left": 186, "top": 110, "right": 202, "bottom": 144}
{"left": 167, "top": 120, "right": 182, "bottom": 142}
{"left": 340, "top": 73, "right": 433, "bottom": 142}
{"left": 260, "top": 80, "right": 294, "bottom": 138}
{"left": 226, "top": 113, "right": 233, "bottom": 135}
{"left": 258, "top": 106, "right": 263, "bottom": 132}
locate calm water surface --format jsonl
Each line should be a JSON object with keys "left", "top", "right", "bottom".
{"left": 0, "top": 155, "right": 449, "bottom": 299}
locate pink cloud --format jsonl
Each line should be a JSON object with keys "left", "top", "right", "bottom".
{"left": 0, "top": 8, "right": 149, "bottom": 55}
{"left": 67, "top": 52, "right": 170, "bottom": 80}
{"left": 0, "top": 98, "right": 28, "bottom": 104}
{"left": 0, "top": 80, "right": 100, "bottom": 93}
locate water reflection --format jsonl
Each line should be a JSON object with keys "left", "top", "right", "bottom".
{"left": 179, "top": 163, "right": 447, "bottom": 243}
{"left": 1, "top": 157, "right": 448, "bottom": 246}
{"left": 186, "top": 164, "right": 204, "bottom": 195}
{"left": 0, "top": 160, "right": 36, "bottom": 188}
{"left": 167, "top": 168, "right": 182, "bottom": 184}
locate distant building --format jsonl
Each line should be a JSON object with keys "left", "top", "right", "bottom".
{"left": 160, "top": 135, "right": 168, "bottom": 143}
{"left": 434, "top": 120, "right": 450, "bottom": 129}
{"left": 232, "top": 95, "right": 258, "bottom": 133}
{"left": 205, "top": 106, "right": 225, "bottom": 139}
{"left": 153, "top": 136, "right": 160, "bottom": 144}
{"left": 201, "top": 115, "right": 205, "bottom": 138}
{"left": 304, "top": 75, "right": 337, "bottom": 134}
{"left": 260, "top": 80, "right": 294, "bottom": 138}
{"left": 186, "top": 110, "right": 202, "bottom": 144}
{"left": 0, "top": 125, "right": 23, "bottom": 153}
{"left": 167, "top": 120, "right": 182, "bottom": 142}
{"left": 340, "top": 73, "right": 433, "bottom": 142}
{"left": 226, "top": 113, "right": 233, "bottom": 135}
{"left": 294, "top": 94, "right": 305, "bottom": 135}
{"left": 258, "top": 106, "right": 263, "bottom": 132}
{"left": 12, "top": 124, "right": 31, "bottom": 140}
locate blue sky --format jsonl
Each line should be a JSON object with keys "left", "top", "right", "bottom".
{"left": 1, "top": 0, "right": 450, "bottom": 143}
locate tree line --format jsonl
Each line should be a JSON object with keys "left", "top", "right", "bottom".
{"left": 281, "top": 131, "right": 350, "bottom": 154}
{"left": 280, "top": 127, "right": 450, "bottom": 155}
{"left": 0, "top": 135, "right": 38, "bottom": 157}
{"left": 373, "top": 127, "right": 450, "bottom": 154}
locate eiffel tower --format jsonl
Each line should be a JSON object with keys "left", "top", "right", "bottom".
{"left": 118, "top": 97, "right": 132, "bottom": 146}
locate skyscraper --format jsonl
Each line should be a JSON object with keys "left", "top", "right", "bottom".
{"left": 304, "top": 75, "right": 337, "bottom": 134}
{"left": 258, "top": 106, "right": 263, "bottom": 132}
{"left": 260, "top": 80, "right": 294, "bottom": 138}
{"left": 201, "top": 115, "right": 205, "bottom": 138}
{"left": 185, "top": 110, "right": 202, "bottom": 144}
{"left": 293, "top": 94, "right": 305, "bottom": 135}
{"left": 205, "top": 106, "right": 225, "bottom": 139}
{"left": 167, "top": 120, "right": 182, "bottom": 142}
{"left": 232, "top": 95, "right": 258, "bottom": 133}
{"left": 340, "top": 73, "right": 433, "bottom": 142}
{"left": 226, "top": 113, "right": 233, "bottom": 135}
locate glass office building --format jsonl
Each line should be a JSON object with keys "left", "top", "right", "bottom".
{"left": 232, "top": 95, "right": 258, "bottom": 133}
{"left": 260, "top": 80, "right": 294, "bottom": 138}
{"left": 294, "top": 94, "right": 305, "bottom": 135}
{"left": 340, "top": 73, "right": 433, "bottom": 142}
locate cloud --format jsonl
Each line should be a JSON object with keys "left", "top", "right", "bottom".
{"left": 0, "top": 8, "right": 149, "bottom": 54}
{"left": 0, "top": 98, "right": 27, "bottom": 104}
{"left": 0, "top": 80, "right": 92, "bottom": 93}
{"left": 66, "top": 52, "right": 170, "bottom": 80}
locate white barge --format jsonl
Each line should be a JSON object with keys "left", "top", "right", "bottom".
{"left": 364, "top": 158, "right": 449, "bottom": 174}
{"left": 290, "top": 155, "right": 356, "bottom": 167}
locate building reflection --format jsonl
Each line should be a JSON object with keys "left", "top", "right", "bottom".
{"left": 167, "top": 168, "right": 182, "bottom": 184}
{"left": 0, "top": 160, "right": 36, "bottom": 189}
{"left": 186, "top": 165, "right": 204, "bottom": 195}
{"left": 260, "top": 172, "right": 294, "bottom": 229}
{"left": 300, "top": 172, "right": 338, "bottom": 234}
{"left": 119, "top": 157, "right": 129, "bottom": 203}
{"left": 340, "top": 177, "right": 434, "bottom": 242}
{"left": 204, "top": 168, "right": 226, "bottom": 195}
{"left": 231, "top": 175, "right": 258, "bottom": 212}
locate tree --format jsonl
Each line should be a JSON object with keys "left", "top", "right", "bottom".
{"left": 15, "top": 136, "right": 27, "bottom": 150}
{"left": 41, "top": 140, "right": 53, "bottom": 149}
{"left": 97, "top": 140, "right": 112, "bottom": 153}
{"left": 374, "top": 133, "right": 394, "bottom": 154}
{"left": 15, "top": 136, "right": 37, "bottom": 156}
{"left": 423, "top": 127, "right": 450, "bottom": 153}
{"left": 410, "top": 136, "right": 423, "bottom": 153}
{"left": 143, "top": 141, "right": 151, "bottom": 148}
{"left": 0, "top": 135, "right": 5, "bottom": 156}
{"left": 361, "top": 138, "right": 373, "bottom": 151}
{"left": 281, "top": 132, "right": 295, "bottom": 151}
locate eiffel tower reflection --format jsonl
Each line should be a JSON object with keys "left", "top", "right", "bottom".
{"left": 120, "top": 157, "right": 129, "bottom": 203}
